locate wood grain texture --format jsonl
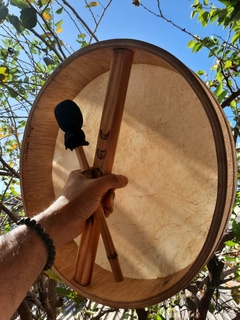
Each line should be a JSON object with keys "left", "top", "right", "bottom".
{"left": 74, "top": 49, "right": 134, "bottom": 285}
{"left": 20, "top": 39, "right": 237, "bottom": 308}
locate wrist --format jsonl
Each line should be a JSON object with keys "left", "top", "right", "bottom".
{"left": 17, "top": 217, "right": 56, "bottom": 270}
{"left": 35, "top": 196, "right": 86, "bottom": 249}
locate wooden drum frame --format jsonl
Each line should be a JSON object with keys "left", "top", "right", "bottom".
{"left": 20, "top": 39, "right": 237, "bottom": 308}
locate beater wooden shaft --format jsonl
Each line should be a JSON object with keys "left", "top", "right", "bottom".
{"left": 74, "top": 48, "right": 134, "bottom": 285}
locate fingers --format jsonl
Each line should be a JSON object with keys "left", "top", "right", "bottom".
{"left": 103, "top": 189, "right": 115, "bottom": 207}
{"left": 69, "top": 170, "right": 128, "bottom": 191}
{"left": 102, "top": 189, "right": 115, "bottom": 218}
{"left": 97, "top": 175, "right": 128, "bottom": 218}
{"left": 98, "top": 174, "right": 128, "bottom": 191}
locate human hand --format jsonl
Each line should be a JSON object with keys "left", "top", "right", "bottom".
{"left": 60, "top": 170, "right": 128, "bottom": 221}
{"left": 38, "top": 170, "right": 128, "bottom": 249}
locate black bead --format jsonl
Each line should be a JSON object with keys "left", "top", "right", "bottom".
{"left": 16, "top": 217, "right": 56, "bottom": 271}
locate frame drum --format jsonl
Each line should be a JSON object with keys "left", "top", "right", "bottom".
{"left": 20, "top": 39, "right": 236, "bottom": 308}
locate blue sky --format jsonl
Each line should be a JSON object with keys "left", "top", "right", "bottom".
{"left": 55, "top": 0, "right": 237, "bottom": 135}
{"left": 7, "top": 0, "right": 226, "bottom": 74}
{"left": 58, "top": 0, "right": 226, "bottom": 73}
{"left": 6, "top": 0, "right": 236, "bottom": 124}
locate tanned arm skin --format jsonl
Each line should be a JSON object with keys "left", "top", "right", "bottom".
{"left": 0, "top": 171, "right": 128, "bottom": 319}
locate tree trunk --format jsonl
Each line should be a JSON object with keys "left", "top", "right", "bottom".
{"left": 48, "top": 278, "right": 57, "bottom": 319}
{"left": 17, "top": 300, "right": 32, "bottom": 320}
{"left": 185, "top": 255, "right": 224, "bottom": 320}
{"left": 136, "top": 308, "right": 148, "bottom": 320}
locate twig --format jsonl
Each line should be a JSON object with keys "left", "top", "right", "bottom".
{"left": 0, "top": 203, "right": 18, "bottom": 223}
{"left": 25, "top": 0, "right": 67, "bottom": 59}
{"left": 0, "top": 155, "right": 19, "bottom": 179}
{"left": 89, "top": 0, "right": 113, "bottom": 43}
{"left": 61, "top": 0, "right": 99, "bottom": 42}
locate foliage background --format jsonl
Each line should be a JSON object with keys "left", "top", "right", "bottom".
{"left": 0, "top": 0, "right": 239, "bottom": 319}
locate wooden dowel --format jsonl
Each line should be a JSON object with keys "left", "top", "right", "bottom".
{"left": 73, "top": 146, "right": 123, "bottom": 284}
{"left": 75, "top": 146, "right": 89, "bottom": 171}
{"left": 73, "top": 146, "right": 99, "bottom": 285}
{"left": 74, "top": 48, "right": 134, "bottom": 285}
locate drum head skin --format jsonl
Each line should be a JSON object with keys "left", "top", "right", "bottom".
{"left": 20, "top": 39, "right": 236, "bottom": 308}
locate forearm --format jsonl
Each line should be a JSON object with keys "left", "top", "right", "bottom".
{"left": 0, "top": 225, "right": 47, "bottom": 318}
{"left": 0, "top": 172, "right": 127, "bottom": 318}
{"left": 0, "top": 197, "right": 86, "bottom": 319}
{"left": 35, "top": 195, "right": 86, "bottom": 249}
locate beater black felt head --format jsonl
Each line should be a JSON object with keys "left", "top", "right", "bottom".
{"left": 54, "top": 100, "right": 89, "bottom": 150}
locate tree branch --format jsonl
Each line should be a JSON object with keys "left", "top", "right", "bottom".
{"left": 17, "top": 300, "right": 32, "bottom": 320}
{"left": 61, "top": 0, "right": 99, "bottom": 42}
{"left": 88, "top": 0, "right": 113, "bottom": 43}
{"left": 216, "top": 230, "right": 235, "bottom": 252}
{"left": 0, "top": 203, "right": 19, "bottom": 223}
{"left": 136, "top": 308, "right": 148, "bottom": 320}
{"left": 0, "top": 155, "right": 19, "bottom": 179}
{"left": 92, "top": 307, "right": 118, "bottom": 320}
{"left": 185, "top": 255, "right": 225, "bottom": 320}
{"left": 221, "top": 88, "right": 240, "bottom": 108}
{"left": 28, "top": 26, "right": 64, "bottom": 62}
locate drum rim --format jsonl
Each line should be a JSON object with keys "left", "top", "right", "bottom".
{"left": 20, "top": 39, "right": 237, "bottom": 308}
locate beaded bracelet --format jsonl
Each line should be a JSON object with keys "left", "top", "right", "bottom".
{"left": 17, "top": 217, "right": 56, "bottom": 271}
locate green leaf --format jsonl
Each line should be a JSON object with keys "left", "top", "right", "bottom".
{"left": 208, "top": 46, "right": 218, "bottom": 57}
{"left": 218, "top": 0, "right": 236, "bottom": 6}
{"left": 217, "top": 9, "right": 228, "bottom": 25}
{"left": 77, "top": 40, "right": 88, "bottom": 48}
{"left": 191, "top": 10, "right": 197, "bottom": 19}
{"left": 55, "top": 19, "right": 63, "bottom": 28}
{"left": 78, "top": 33, "right": 86, "bottom": 39}
{"left": 10, "top": 0, "right": 29, "bottom": 9}
{"left": 45, "top": 269, "right": 63, "bottom": 283}
{"left": 210, "top": 9, "right": 220, "bottom": 24}
{"left": 217, "top": 89, "right": 228, "bottom": 103}
{"left": 224, "top": 60, "right": 232, "bottom": 68}
{"left": 230, "top": 99, "right": 237, "bottom": 109}
{"left": 215, "top": 70, "right": 224, "bottom": 81}
{"left": 8, "top": 88, "right": 18, "bottom": 98}
{"left": 234, "top": 270, "right": 240, "bottom": 281}
{"left": 0, "top": 4, "right": 8, "bottom": 20}
{"left": 214, "top": 81, "right": 223, "bottom": 97}
{"left": 201, "top": 11, "right": 209, "bottom": 27}
{"left": 202, "top": 36, "right": 218, "bottom": 48}
{"left": 229, "top": 6, "right": 240, "bottom": 21}
{"left": 188, "top": 39, "right": 196, "bottom": 48}
{"left": 3, "top": 223, "right": 11, "bottom": 233}
{"left": 20, "top": 8, "right": 37, "bottom": 29}
{"left": 197, "top": 69, "right": 205, "bottom": 75}
{"left": 223, "top": 16, "right": 231, "bottom": 28}
{"left": 10, "top": 185, "right": 18, "bottom": 196}
{"left": 231, "top": 32, "right": 240, "bottom": 45}
{"left": 55, "top": 7, "right": 63, "bottom": 14}
{"left": 232, "top": 220, "right": 240, "bottom": 241}
{"left": 209, "top": 303, "right": 216, "bottom": 314}
{"left": 225, "top": 240, "right": 237, "bottom": 247}
{"left": 192, "top": 42, "right": 203, "bottom": 52}
{"left": 55, "top": 287, "right": 73, "bottom": 297}
{"left": 17, "top": 120, "right": 26, "bottom": 129}
{"left": 8, "top": 15, "right": 23, "bottom": 33}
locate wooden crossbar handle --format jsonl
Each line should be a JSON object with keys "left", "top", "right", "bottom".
{"left": 74, "top": 146, "right": 119, "bottom": 284}
{"left": 74, "top": 48, "right": 134, "bottom": 286}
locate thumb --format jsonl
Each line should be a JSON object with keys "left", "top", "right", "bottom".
{"left": 96, "top": 174, "right": 128, "bottom": 191}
